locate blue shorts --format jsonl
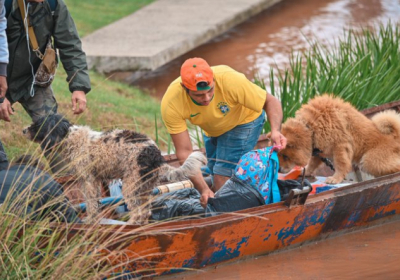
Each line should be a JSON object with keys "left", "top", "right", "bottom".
{"left": 203, "top": 111, "right": 266, "bottom": 177}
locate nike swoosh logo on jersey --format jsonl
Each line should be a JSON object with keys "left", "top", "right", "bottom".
{"left": 190, "top": 113, "right": 201, "bottom": 118}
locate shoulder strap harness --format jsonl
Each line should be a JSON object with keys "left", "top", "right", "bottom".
{"left": 16, "top": 0, "right": 57, "bottom": 59}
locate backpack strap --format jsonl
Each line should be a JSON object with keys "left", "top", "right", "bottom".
{"left": 17, "top": 0, "right": 43, "bottom": 59}
{"left": 13, "top": 0, "right": 58, "bottom": 59}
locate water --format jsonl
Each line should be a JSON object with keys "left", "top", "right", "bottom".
{"left": 120, "top": 0, "right": 400, "bottom": 100}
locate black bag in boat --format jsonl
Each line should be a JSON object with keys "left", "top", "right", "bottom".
{"left": 150, "top": 188, "right": 206, "bottom": 221}
{"left": 205, "top": 175, "right": 265, "bottom": 216}
{"left": 150, "top": 176, "right": 311, "bottom": 220}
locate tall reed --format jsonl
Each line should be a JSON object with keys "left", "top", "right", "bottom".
{"left": 255, "top": 22, "right": 400, "bottom": 131}
{"left": 0, "top": 154, "right": 175, "bottom": 279}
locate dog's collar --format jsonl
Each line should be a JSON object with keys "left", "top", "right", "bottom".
{"left": 312, "top": 148, "right": 335, "bottom": 171}
{"left": 299, "top": 118, "right": 335, "bottom": 171}
{"left": 298, "top": 118, "right": 335, "bottom": 171}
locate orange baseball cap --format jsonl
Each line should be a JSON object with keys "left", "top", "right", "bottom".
{"left": 180, "top": 58, "right": 213, "bottom": 91}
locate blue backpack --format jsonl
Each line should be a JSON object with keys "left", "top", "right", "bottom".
{"left": 5, "top": 0, "right": 58, "bottom": 18}
{"left": 234, "top": 146, "right": 281, "bottom": 204}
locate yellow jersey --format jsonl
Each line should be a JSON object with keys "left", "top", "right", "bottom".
{"left": 161, "top": 65, "right": 266, "bottom": 137}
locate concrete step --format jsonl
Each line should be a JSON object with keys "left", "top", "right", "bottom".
{"left": 82, "top": 0, "right": 283, "bottom": 73}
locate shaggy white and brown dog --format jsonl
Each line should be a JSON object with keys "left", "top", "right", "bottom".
{"left": 275, "top": 94, "right": 400, "bottom": 184}
{"left": 23, "top": 114, "right": 206, "bottom": 224}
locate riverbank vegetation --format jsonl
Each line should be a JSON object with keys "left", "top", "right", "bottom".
{"left": 258, "top": 23, "right": 400, "bottom": 131}
{"left": 0, "top": 162, "right": 158, "bottom": 278}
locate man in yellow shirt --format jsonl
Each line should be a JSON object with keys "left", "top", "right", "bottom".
{"left": 161, "top": 57, "right": 287, "bottom": 207}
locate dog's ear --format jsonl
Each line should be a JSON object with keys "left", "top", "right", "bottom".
{"left": 281, "top": 118, "right": 313, "bottom": 153}
{"left": 281, "top": 118, "right": 311, "bottom": 148}
{"left": 32, "top": 114, "right": 71, "bottom": 150}
{"left": 51, "top": 114, "right": 71, "bottom": 139}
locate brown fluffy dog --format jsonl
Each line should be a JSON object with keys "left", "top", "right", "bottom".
{"left": 23, "top": 114, "right": 207, "bottom": 224}
{"left": 277, "top": 94, "right": 400, "bottom": 184}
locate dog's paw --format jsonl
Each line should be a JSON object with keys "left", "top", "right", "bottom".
{"left": 325, "top": 176, "right": 343, "bottom": 184}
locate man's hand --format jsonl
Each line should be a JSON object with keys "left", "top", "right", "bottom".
{"left": 0, "top": 76, "right": 7, "bottom": 99}
{"left": 270, "top": 130, "right": 287, "bottom": 149}
{"left": 170, "top": 131, "right": 215, "bottom": 207}
{"left": 0, "top": 98, "right": 14, "bottom": 122}
{"left": 200, "top": 188, "right": 215, "bottom": 208}
{"left": 263, "top": 93, "right": 287, "bottom": 149}
{"left": 71, "top": 90, "right": 87, "bottom": 114}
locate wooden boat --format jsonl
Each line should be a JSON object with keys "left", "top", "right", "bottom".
{"left": 61, "top": 100, "right": 400, "bottom": 278}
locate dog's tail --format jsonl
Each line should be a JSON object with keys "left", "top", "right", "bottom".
{"left": 161, "top": 151, "right": 207, "bottom": 182}
{"left": 371, "top": 110, "right": 400, "bottom": 139}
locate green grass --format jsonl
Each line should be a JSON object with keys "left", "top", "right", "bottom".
{"left": 64, "top": 0, "right": 156, "bottom": 37}
{"left": 1, "top": 69, "right": 169, "bottom": 160}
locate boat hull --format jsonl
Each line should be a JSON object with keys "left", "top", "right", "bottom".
{"left": 67, "top": 172, "right": 400, "bottom": 277}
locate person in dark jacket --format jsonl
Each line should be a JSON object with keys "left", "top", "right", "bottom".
{"left": 0, "top": 0, "right": 91, "bottom": 123}
{"left": 0, "top": 144, "right": 80, "bottom": 223}
{"left": 0, "top": 0, "right": 8, "bottom": 100}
